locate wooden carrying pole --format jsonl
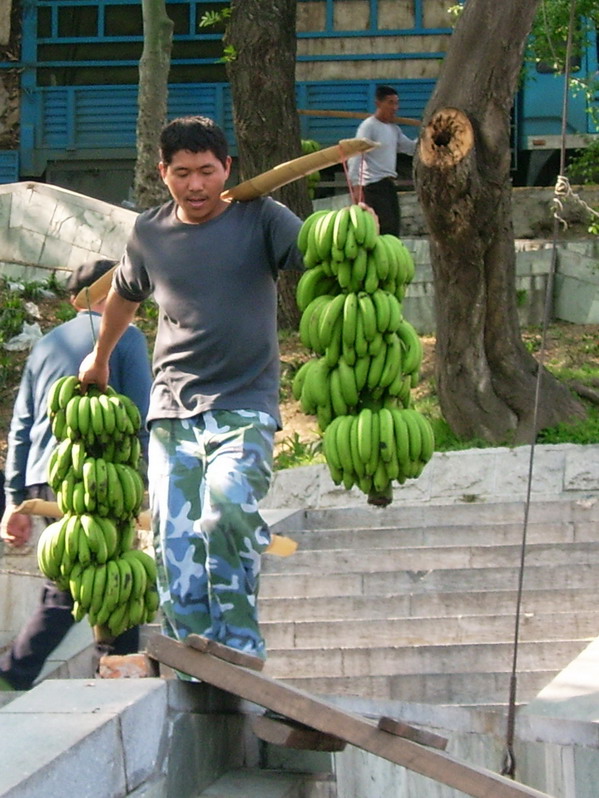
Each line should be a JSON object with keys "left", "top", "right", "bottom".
{"left": 219, "top": 136, "right": 378, "bottom": 201}
{"left": 74, "top": 136, "right": 378, "bottom": 307}
{"left": 14, "top": 500, "right": 297, "bottom": 557}
{"left": 298, "top": 108, "right": 422, "bottom": 127}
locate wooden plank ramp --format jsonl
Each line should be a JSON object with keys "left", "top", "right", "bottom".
{"left": 146, "top": 634, "right": 554, "bottom": 798}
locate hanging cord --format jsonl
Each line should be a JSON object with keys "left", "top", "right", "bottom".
{"left": 551, "top": 173, "right": 599, "bottom": 230}
{"left": 341, "top": 152, "right": 365, "bottom": 204}
{"left": 544, "top": 0, "right": 599, "bottom": 231}
{"left": 81, "top": 285, "right": 98, "bottom": 347}
{"left": 501, "top": 0, "right": 577, "bottom": 779}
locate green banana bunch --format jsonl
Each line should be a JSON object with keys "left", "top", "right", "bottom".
{"left": 37, "top": 515, "right": 159, "bottom": 634}
{"left": 295, "top": 208, "right": 432, "bottom": 507}
{"left": 300, "top": 139, "right": 322, "bottom": 199}
{"left": 42, "top": 376, "right": 158, "bottom": 633}
{"left": 68, "top": 550, "right": 159, "bottom": 635}
{"left": 322, "top": 406, "right": 435, "bottom": 497}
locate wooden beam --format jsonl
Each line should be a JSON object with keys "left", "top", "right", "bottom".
{"left": 251, "top": 714, "right": 347, "bottom": 752}
{"left": 378, "top": 716, "right": 448, "bottom": 751}
{"left": 298, "top": 109, "right": 422, "bottom": 127}
{"left": 145, "top": 634, "right": 554, "bottom": 798}
{"left": 14, "top": 502, "right": 297, "bottom": 557}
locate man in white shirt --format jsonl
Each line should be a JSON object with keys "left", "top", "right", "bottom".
{"left": 348, "top": 85, "right": 417, "bottom": 237}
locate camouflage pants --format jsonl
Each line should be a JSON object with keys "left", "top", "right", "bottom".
{"left": 148, "top": 410, "right": 276, "bottom": 659}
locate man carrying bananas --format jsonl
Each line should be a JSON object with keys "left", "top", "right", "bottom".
{"left": 0, "top": 258, "right": 152, "bottom": 691}
{"left": 79, "top": 116, "right": 304, "bottom": 662}
{"left": 348, "top": 85, "right": 417, "bottom": 237}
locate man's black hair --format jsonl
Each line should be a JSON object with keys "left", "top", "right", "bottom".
{"left": 375, "top": 85, "right": 398, "bottom": 101}
{"left": 159, "top": 116, "right": 229, "bottom": 168}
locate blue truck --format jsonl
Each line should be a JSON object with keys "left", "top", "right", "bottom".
{"left": 0, "top": 0, "right": 596, "bottom": 200}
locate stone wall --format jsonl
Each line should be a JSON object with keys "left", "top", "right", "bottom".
{"left": 262, "top": 443, "right": 599, "bottom": 511}
{"left": 396, "top": 184, "right": 599, "bottom": 240}
{"left": 2, "top": 673, "right": 599, "bottom": 798}
{"left": 0, "top": 181, "right": 136, "bottom": 283}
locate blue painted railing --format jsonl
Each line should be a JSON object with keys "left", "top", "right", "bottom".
{"left": 0, "top": 151, "right": 19, "bottom": 184}
{"left": 19, "top": 80, "right": 429, "bottom": 177}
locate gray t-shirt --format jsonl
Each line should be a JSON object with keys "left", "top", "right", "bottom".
{"left": 113, "top": 196, "right": 303, "bottom": 428}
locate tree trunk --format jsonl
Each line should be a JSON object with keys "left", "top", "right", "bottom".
{"left": 134, "top": 0, "right": 173, "bottom": 210}
{"left": 413, "top": 0, "right": 584, "bottom": 444}
{"left": 224, "top": 0, "right": 311, "bottom": 330}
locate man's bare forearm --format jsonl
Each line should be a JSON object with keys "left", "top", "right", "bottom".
{"left": 79, "top": 288, "right": 141, "bottom": 391}
{"left": 95, "top": 289, "right": 140, "bottom": 365}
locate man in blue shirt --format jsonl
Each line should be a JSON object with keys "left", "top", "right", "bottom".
{"left": 0, "top": 258, "right": 152, "bottom": 690}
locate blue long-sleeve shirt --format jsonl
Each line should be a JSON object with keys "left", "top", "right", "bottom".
{"left": 4, "top": 311, "right": 152, "bottom": 505}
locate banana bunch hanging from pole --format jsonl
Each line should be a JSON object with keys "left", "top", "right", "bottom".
{"left": 37, "top": 376, "right": 159, "bottom": 637}
{"left": 300, "top": 139, "right": 322, "bottom": 199}
{"left": 293, "top": 204, "right": 434, "bottom": 506}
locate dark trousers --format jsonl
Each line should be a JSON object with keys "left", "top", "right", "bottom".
{"left": 363, "top": 177, "right": 401, "bottom": 237}
{"left": 0, "top": 581, "right": 139, "bottom": 689}
{"left": 0, "top": 484, "right": 139, "bottom": 690}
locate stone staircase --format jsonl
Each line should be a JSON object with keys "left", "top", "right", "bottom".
{"left": 259, "top": 497, "right": 599, "bottom": 707}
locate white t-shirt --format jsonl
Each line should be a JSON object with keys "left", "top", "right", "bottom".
{"left": 348, "top": 116, "right": 417, "bottom": 186}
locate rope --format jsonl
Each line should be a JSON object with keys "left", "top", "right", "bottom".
{"left": 501, "top": 0, "right": 577, "bottom": 778}
{"left": 341, "top": 151, "right": 365, "bottom": 204}
{"left": 81, "top": 285, "right": 98, "bottom": 346}
{"left": 551, "top": 174, "right": 599, "bottom": 230}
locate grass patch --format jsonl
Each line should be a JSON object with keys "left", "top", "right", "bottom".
{"left": 536, "top": 405, "right": 599, "bottom": 445}
{"left": 273, "top": 432, "right": 324, "bottom": 471}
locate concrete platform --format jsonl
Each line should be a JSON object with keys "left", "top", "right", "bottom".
{"left": 261, "top": 444, "right": 599, "bottom": 511}
{"left": 0, "top": 679, "right": 167, "bottom": 798}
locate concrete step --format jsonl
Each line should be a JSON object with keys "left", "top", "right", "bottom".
{"left": 263, "top": 638, "right": 591, "bottom": 681}
{"left": 197, "top": 768, "right": 334, "bottom": 798}
{"left": 280, "top": 520, "right": 597, "bottom": 550}
{"left": 272, "top": 669, "right": 558, "bottom": 706}
{"left": 259, "top": 586, "right": 599, "bottom": 623}
{"left": 262, "top": 609, "right": 599, "bottom": 650}
{"left": 260, "top": 562, "right": 599, "bottom": 599}
{"left": 301, "top": 498, "right": 599, "bottom": 532}
{"left": 260, "top": 498, "right": 599, "bottom": 706}
{"left": 261, "top": 541, "right": 599, "bottom": 575}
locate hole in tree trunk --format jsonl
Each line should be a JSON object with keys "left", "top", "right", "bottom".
{"left": 419, "top": 107, "right": 474, "bottom": 169}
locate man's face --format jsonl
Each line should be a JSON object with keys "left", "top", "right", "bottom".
{"left": 159, "top": 149, "right": 232, "bottom": 224}
{"left": 375, "top": 93, "right": 399, "bottom": 124}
